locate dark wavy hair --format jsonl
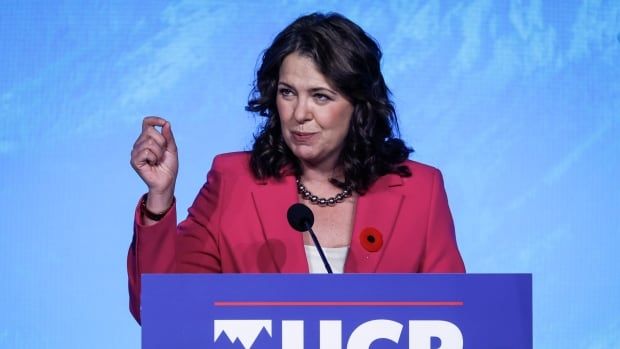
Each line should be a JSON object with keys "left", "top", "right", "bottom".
{"left": 247, "top": 12, "right": 412, "bottom": 194}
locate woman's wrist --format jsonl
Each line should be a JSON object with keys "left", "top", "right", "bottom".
{"left": 142, "top": 192, "right": 175, "bottom": 221}
{"left": 146, "top": 187, "right": 174, "bottom": 209}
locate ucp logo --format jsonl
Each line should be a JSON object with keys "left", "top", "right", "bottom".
{"left": 214, "top": 319, "right": 463, "bottom": 349}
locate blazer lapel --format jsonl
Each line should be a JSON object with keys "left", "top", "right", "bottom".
{"left": 251, "top": 176, "right": 309, "bottom": 273}
{"left": 345, "top": 174, "right": 404, "bottom": 273}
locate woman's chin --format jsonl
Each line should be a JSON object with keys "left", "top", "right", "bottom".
{"left": 295, "top": 153, "right": 319, "bottom": 165}
{"left": 292, "top": 150, "right": 321, "bottom": 165}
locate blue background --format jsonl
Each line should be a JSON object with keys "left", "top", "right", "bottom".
{"left": 1, "top": 1, "right": 618, "bottom": 348}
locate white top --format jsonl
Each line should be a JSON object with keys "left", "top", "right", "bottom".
{"left": 304, "top": 245, "right": 349, "bottom": 273}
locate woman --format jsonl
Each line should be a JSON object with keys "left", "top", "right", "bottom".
{"left": 128, "top": 12, "right": 464, "bottom": 322}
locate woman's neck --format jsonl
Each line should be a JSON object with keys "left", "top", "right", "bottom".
{"left": 299, "top": 163, "right": 343, "bottom": 182}
{"left": 298, "top": 162, "right": 353, "bottom": 201}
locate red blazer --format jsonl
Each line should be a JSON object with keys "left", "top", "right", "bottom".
{"left": 127, "top": 152, "right": 465, "bottom": 322}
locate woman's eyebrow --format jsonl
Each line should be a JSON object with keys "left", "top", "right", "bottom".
{"left": 309, "top": 87, "right": 337, "bottom": 95}
{"left": 278, "top": 82, "right": 337, "bottom": 95}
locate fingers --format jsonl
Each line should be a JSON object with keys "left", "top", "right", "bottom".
{"left": 132, "top": 137, "right": 165, "bottom": 165}
{"left": 135, "top": 126, "right": 167, "bottom": 150}
{"left": 142, "top": 116, "right": 167, "bottom": 132}
{"left": 161, "top": 122, "right": 177, "bottom": 152}
{"left": 131, "top": 115, "right": 179, "bottom": 172}
{"left": 141, "top": 116, "right": 177, "bottom": 153}
{"left": 131, "top": 144, "right": 160, "bottom": 169}
{"left": 142, "top": 148, "right": 158, "bottom": 166}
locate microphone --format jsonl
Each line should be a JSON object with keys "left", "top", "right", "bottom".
{"left": 287, "top": 203, "right": 333, "bottom": 274}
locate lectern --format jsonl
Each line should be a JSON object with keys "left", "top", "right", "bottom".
{"left": 142, "top": 274, "right": 531, "bottom": 348}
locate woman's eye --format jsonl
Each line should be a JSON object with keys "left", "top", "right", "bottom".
{"left": 279, "top": 88, "right": 294, "bottom": 97}
{"left": 314, "top": 94, "right": 331, "bottom": 102}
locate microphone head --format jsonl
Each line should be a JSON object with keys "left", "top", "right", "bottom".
{"left": 287, "top": 203, "right": 314, "bottom": 232}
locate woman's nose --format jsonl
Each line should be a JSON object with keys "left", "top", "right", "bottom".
{"left": 293, "top": 97, "right": 312, "bottom": 123}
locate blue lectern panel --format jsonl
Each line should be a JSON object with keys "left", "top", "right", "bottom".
{"left": 142, "top": 274, "right": 531, "bottom": 349}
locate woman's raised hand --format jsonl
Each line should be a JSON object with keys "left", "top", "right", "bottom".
{"left": 130, "top": 116, "right": 178, "bottom": 211}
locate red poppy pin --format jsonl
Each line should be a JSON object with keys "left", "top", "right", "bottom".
{"left": 360, "top": 227, "right": 383, "bottom": 252}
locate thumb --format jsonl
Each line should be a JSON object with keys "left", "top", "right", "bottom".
{"left": 162, "top": 122, "right": 177, "bottom": 152}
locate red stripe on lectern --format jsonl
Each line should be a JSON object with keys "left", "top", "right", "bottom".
{"left": 214, "top": 301, "right": 463, "bottom": 307}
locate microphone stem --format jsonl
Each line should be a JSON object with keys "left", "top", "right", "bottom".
{"left": 307, "top": 227, "right": 333, "bottom": 274}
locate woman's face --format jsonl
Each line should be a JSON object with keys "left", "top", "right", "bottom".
{"left": 277, "top": 52, "right": 354, "bottom": 171}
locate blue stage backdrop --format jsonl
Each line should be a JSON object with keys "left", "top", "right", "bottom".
{"left": 1, "top": 1, "right": 618, "bottom": 348}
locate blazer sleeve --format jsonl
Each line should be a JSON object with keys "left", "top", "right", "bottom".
{"left": 127, "top": 158, "right": 225, "bottom": 323}
{"left": 420, "top": 169, "right": 465, "bottom": 272}
{"left": 127, "top": 198, "right": 177, "bottom": 323}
